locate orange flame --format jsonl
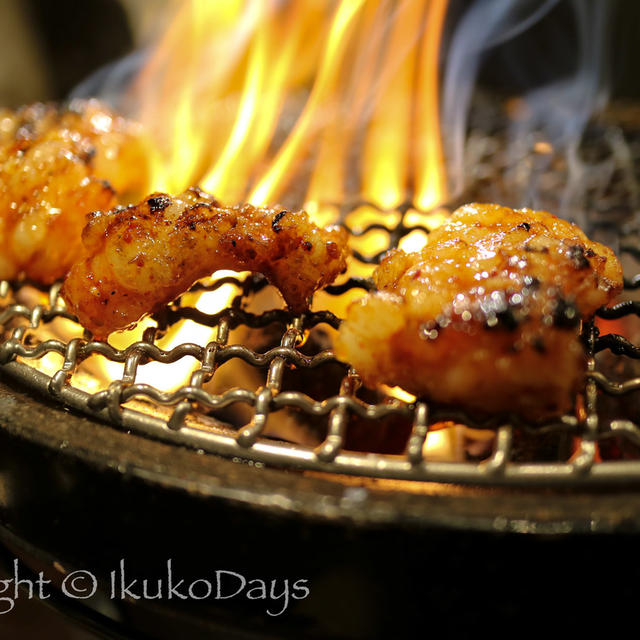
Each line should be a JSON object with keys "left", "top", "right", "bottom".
{"left": 129, "top": 0, "right": 448, "bottom": 217}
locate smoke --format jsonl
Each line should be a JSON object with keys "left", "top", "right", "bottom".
{"left": 442, "top": 0, "right": 612, "bottom": 220}
{"left": 71, "top": 1, "right": 270, "bottom": 113}
{"left": 70, "top": 49, "right": 146, "bottom": 110}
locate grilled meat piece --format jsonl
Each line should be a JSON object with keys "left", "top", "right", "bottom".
{"left": 335, "top": 203, "right": 623, "bottom": 420}
{"left": 62, "top": 188, "right": 348, "bottom": 338}
{"left": 0, "top": 100, "right": 147, "bottom": 283}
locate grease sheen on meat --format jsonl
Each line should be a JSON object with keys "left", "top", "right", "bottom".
{"left": 62, "top": 188, "right": 348, "bottom": 338}
{"left": 0, "top": 100, "right": 147, "bottom": 283}
{"left": 335, "top": 203, "right": 623, "bottom": 420}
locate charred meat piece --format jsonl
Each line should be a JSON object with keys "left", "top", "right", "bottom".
{"left": 62, "top": 188, "right": 348, "bottom": 337}
{"left": 335, "top": 203, "right": 623, "bottom": 420}
{"left": 0, "top": 99, "right": 148, "bottom": 283}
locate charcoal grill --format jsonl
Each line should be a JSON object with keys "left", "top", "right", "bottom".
{"left": 4, "top": 91, "right": 640, "bottom": 487}
{"left": 2, "top": 106, "right": 640, "bottom": 639}
{"left": 1, "top": 193, "right": 640, "bottom": 487}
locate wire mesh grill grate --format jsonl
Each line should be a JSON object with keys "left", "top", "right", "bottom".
{"left": 1, "top": 197, "right": 640, "bottom": 487}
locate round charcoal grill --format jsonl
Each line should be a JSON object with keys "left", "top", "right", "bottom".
{"left": 1, "top": 194, "right": 639, "bottom": 487}
{"left": 1, "top": 111, "right": 640, "bottom": 639}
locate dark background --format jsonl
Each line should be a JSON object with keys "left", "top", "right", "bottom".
{"left": 0, "top": 1, "right": 639, "bottom": 638}
{"left": 1, "top": 0, "right": 638, "bottom": 107}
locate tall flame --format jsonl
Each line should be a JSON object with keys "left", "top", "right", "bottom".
{"left": 129, "top": 0, "right": 448, "bottom": 217}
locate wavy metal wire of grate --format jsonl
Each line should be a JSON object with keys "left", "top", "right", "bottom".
{"left": 1, "top": 200, "right": 640, "bottom": 486}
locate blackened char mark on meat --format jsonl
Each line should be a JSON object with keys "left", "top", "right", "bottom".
{"left": 147, "top": 195, "right": 172, "bottom": 213}
{"left": 568, "top": 244, "right": 590, "bottom": 270}
{"left": 272, "top": 210, "right": 287, "bottom": 233}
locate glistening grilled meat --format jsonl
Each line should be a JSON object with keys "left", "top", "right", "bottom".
{"left": 335, "top": 203, "right": 623, "bottom": 420}
{"left": 0, "top": 99, "right": 147, "bottom": 283}
{"left": 62, "top": 188, "right": 348, "bottom": 338}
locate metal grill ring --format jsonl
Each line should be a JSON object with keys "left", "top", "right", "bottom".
{"left": 1, "top": 201, "right": 640, "bottom": 487}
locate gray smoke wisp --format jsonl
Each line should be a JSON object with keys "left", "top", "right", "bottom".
{"left": 442, "top": 0, "right": 612, "bottom": 223}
